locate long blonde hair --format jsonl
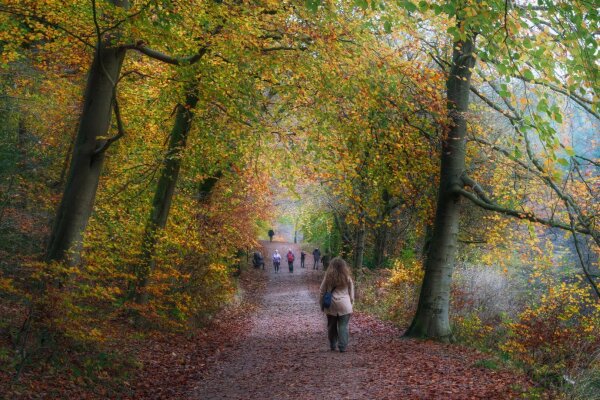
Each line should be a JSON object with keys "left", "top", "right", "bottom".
{"left": 323, "top": 257, "right": 351, "bottom": 289}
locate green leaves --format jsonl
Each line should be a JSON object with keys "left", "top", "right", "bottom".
{"left": 522, "top": 69, "right": 535, "bottom": 81}
{"left": 305, "top": 0, "right": 320, "bottom": 12}
{"left": 398, "top": 0, "right": 418, "bottom": 13}
{"left": 383, "top": 20, "right": 392, "bottom": 33}
{"left": 355, "top": 0, "right": 369, "bottom": 10}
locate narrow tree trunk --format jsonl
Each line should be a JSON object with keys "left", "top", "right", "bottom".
{"left": 374, "top": 224, "right": 388, "bottom": 267}
{"left": 354, "top": 212, "right": 366, "bottom": 269}
{"left": 374, "top": 189, "right": 391, "bottom": 267}
{"left": 333, "top": 211, "right": 352, "bottom": 257}
{"left": 404, "top": 36, "right": 476, "bottom": 342}
{"left": 134, "top": 87, "right": 199, "bottom": 304}
{"left": 45, "top": 14, "right": 128, "bottom": 264}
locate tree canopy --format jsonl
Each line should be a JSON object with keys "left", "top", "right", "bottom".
{"left": 0, "top": 0, "right": 598, "bottom": 397}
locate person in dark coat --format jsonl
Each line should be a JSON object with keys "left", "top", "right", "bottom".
{"left": 286, "top": 249, "right": 295, "bottom": 273}
{"left": 312, "top": 248, "right": 321, "bottom": 270}
{"left": 253, "top": 251, "right": 265, "bottom": 269}
{"left": 300, "top": 251, "right": 306, "bottom": 268}
{"left": 268, "top": 229, "right": 275, "bottom": 242}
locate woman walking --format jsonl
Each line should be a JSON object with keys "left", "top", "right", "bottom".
{"left": 286, "top": 249, "right": 295, "bottom": 273}
{"left": 272, "top": 250, "right": 281, "bottom": 273}
{"left": 319, "top": 257, "right": 354, "bottom": 352}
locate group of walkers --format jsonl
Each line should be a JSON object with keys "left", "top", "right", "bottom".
{"left": 271, "top": 248, "right": 322, "bottom": 273}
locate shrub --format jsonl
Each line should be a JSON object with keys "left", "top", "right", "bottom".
{"left": 501, "top": 280, "right": 600, "bottom": 384}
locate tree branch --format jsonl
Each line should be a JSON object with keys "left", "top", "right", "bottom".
{"left": 261, "top": 46, "right": 306, "bottom": 53}
{"left": 469, "top": 85, "right": 518, "bottom": 121}
{"left": 454, "top": 186, "right": 590, "bottom": 235}
{"left": 461, "top": 174, "right": 493, "bottom": 204}
{"left": 469, "top": 137, "right": 540, "bottom": 176}
{"left": 575, "top": 155, "right": 600, "bottom": 168}
{"left": 123, "top": 42, "right": 209, "bottom": 65}
{"left": 511, "top": 68, "right": 598, "bottom": 117}
{"left": 0, "top": 6, "right": 94, "bottom": 48}
{"left": 91, "top": 0, "right": 102, "bottom": 45}
{"left": 568, "top": 207, "right": 600, "bottom": 298}
{"left": 100, "top": 1, "right": 153, "bottom": 35}
{"left": 94, "top": 94, "right": 125, "bottom": 156}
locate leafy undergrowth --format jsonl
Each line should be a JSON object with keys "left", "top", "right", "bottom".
{"left": 0, "top": 267, "right": 268, "bottom": 399}
{"left": 353, "top": 266, "right": 560, "bottom": 398}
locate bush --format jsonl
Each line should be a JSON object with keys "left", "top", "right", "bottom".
{"left": 355, "top": 258, "right": 423, "bottom": 328}
{"left": 501, "top": 281, "right": 600, "bottom": 385}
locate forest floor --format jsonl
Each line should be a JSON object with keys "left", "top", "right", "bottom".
{"left": 2, "top": 241, "right": 538, "bottom": 399}
{"left": 191, "top": 241, "right": 534, "bottom": 400}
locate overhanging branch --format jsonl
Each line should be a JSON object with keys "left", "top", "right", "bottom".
{"left": 469, "top": 85, "right": 518, "bottom": 121}
{"left": 454, "top": 186, "right": 591, "bottom": 235}
{"left": 123, "top": 42, "right": 209, "bottom": 65}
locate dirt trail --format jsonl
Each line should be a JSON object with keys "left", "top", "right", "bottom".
{"left": 191, "top": 241, "right": 531, "bottom": 399}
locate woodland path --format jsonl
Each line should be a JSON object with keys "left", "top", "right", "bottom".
{"left": 191, "top": 241, "right": 531, "bottom": 399}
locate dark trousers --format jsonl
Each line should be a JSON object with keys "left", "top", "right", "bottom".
{"left": 288, "top": 261, "right": 293, "bottom": 273}
{"left": 274, "top": 262, "right": 279, "bottom": 272}
{"left": 313, "top": 258, "right": 320, "bottom": 269}
{"left": 301, "top": 258, "right": 305, "bottom": 268}
{"left": 327, "top": 313, "right": 351, "bottom": 351}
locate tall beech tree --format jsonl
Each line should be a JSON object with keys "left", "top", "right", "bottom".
{"left": 394, "top": 0, "right": 600, "bottom": 340}
{"left": 133, "top": 85, "right": 200, "bottom": 304}
{"left": 404, "top": 34, "right": 476, "bottom": 340}
{"left": 45, "top": 0, "right": 130, "bottom": 264}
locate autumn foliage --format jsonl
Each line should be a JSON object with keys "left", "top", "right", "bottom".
{"left": 0, "top": 0, "right": 598, "bottom": 398}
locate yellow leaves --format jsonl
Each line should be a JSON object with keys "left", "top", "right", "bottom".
{"left": 0, "top": 276, "right": 17, "bottom": 295}
{"left": 501, "top": 276, "right": 600, "bottom": 373}
{"left": 387, "top": 258, "right": 424, "bottom": 287}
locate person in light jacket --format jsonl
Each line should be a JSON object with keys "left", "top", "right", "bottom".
{"left": 319, "top": 257, "right": 354, "bottom": 352}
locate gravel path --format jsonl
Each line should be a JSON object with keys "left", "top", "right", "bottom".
{"left": 191, "top": 241, "right": 532, "bottom": 399}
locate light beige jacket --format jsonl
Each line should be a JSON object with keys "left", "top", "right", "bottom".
{"left": 320, "top": 277, "right": 354, "bottom": 316}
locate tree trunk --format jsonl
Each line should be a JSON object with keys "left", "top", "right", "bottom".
{"left": 404, "top": 36, "right": 476, "bottom": 342}
{"left": 134, "top": 87, "right": 199, "bottom": 304}
{"left": 374, "top": 188, "right": 391, "bottom": 267}
{"left": 353, "top": 212, "right": 366, "bottom": 269}
{"left": 333, "top": 211, "right": 352, "bottom": 257}
{"left": 45, "top": 7, "right": 128, "bottom": 264}
{"left": 374, "top": 224, "right": 388, "bottom": 267}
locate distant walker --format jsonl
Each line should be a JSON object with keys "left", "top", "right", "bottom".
{"left": 312, "top": 248, "right": 321, "bottom": 270}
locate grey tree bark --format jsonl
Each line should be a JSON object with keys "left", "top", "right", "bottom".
{"left": 404, "top": 36, "right": 476, "bottom": 342}
{"left": 45, "top": 2, "right": 128, "bottom": 263}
